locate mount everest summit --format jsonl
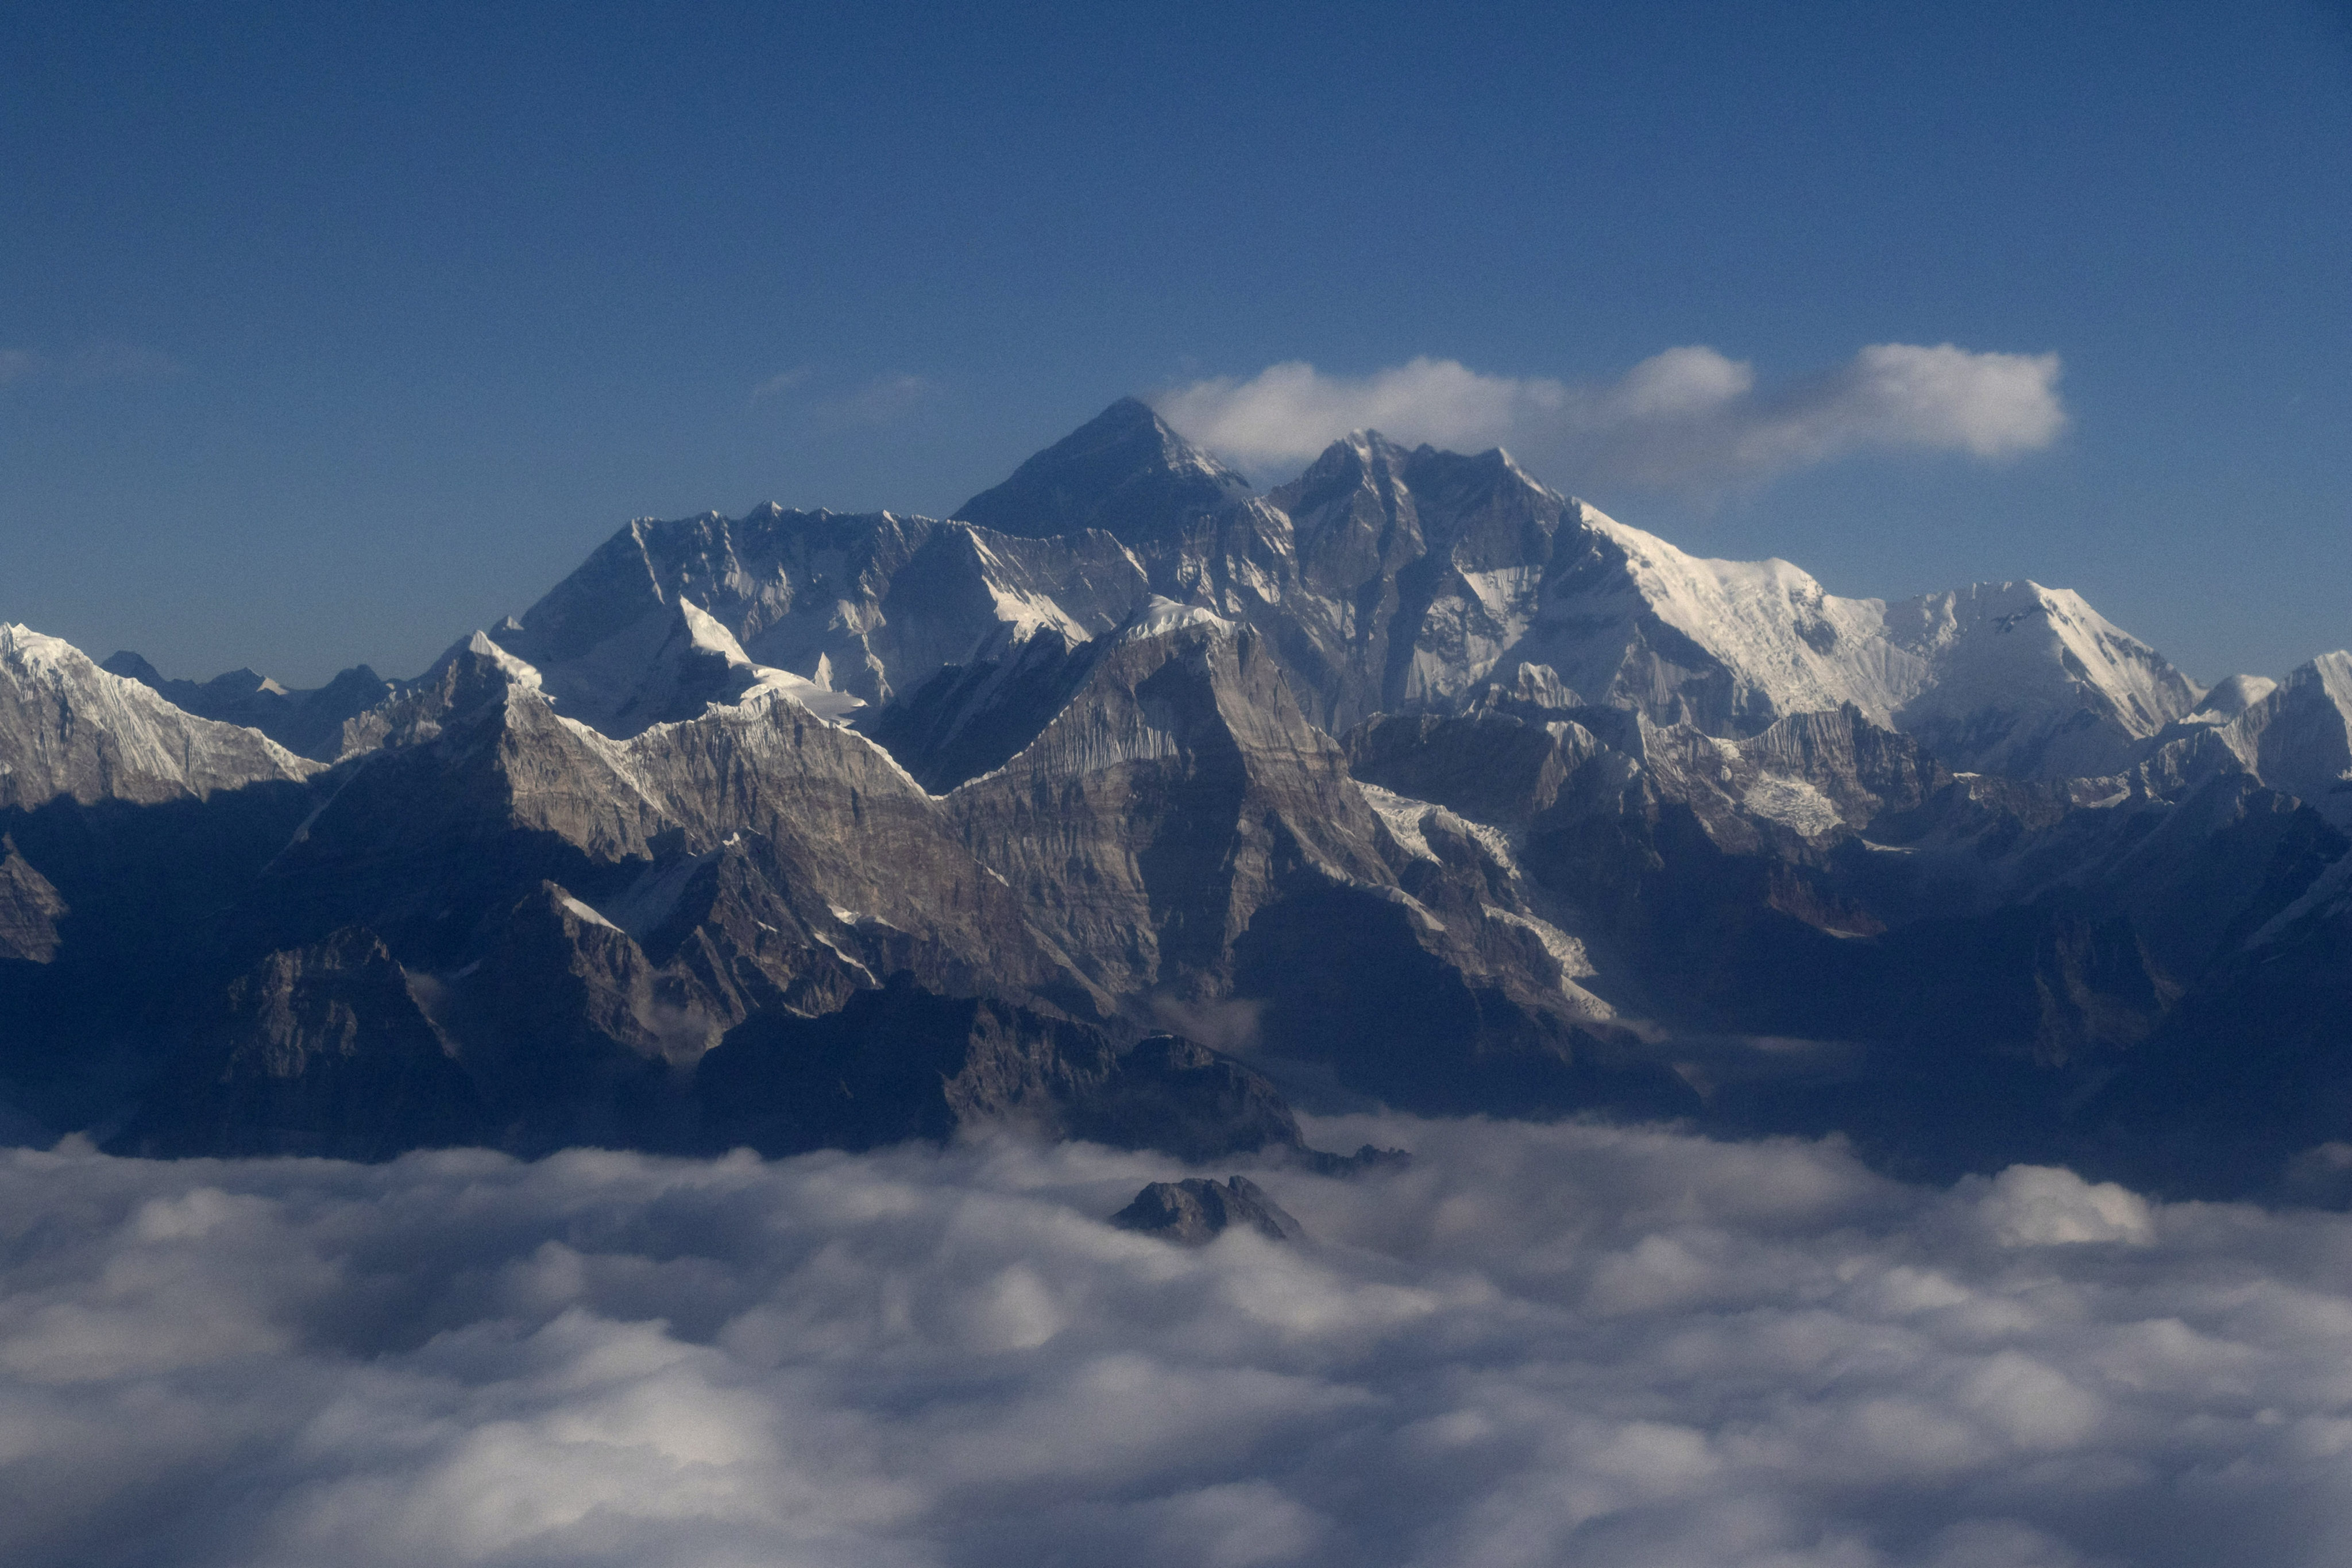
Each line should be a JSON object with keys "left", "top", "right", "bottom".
{"left": 5, "top": 396, "right": 2350, "bottom": 1195}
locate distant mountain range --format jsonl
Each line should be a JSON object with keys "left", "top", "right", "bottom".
{"left": 5, "top": 397, "right": 2347, "bottom": 1195}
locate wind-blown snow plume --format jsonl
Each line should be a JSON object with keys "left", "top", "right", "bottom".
{"left": 5, "top": 1119, "right": 2351, "bottom": 1566}
{"left": 1155, "top": 344, "right": 2065, "bottom": 488}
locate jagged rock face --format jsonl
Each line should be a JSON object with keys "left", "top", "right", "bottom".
{"left": 918, "top": 610, "right": 1662, "bottom": 1114}
{"left": 1109, "top": 1175, "right": 1305, "bottom": 1245}
{"left": 515, "top": 600, "right": 864, "bottom": 741}
{"left": 863, "top": 624, "right": 1094, "bottom": 793}
{"left": 2122, "top": 656, "right": 2352, "bottom": 827}
{"left": 0, "top": 837, "right": 67, "bottom": 964}
{"left": 2196, "top": 652, "right": 2352, "bottom": 827}
{"left": 262, "top": 641, "right": 1087, "bottom": 1011}
{"left": 1346, "top": 709, "right": 1617, "bottom": 828}
{"left": 115, "top": 928, "right": 487, "bottom": 1161}
{"left": 426, "top": 883, "right": 729, "bottom": 1153}
{"left": 1631, "top": 706, "right": 1948, "bottom": 856}
{"left": 943, "top": 615, "right": 1400, "bottom": 1003}
{"left": 1239, "top": 435, "right": 1575, "bottom": 731}
{"left": 0, "top": 624, "right": 319, "bottom": 807}
{"left": 1346, "top": 702, "right": 1943, "bottom": 857}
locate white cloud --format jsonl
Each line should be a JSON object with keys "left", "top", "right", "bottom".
{"left": 1153, "top": 345, "right": 2066, "bottom": 489}
{"left": 2, "top": 1121, "right": 2349, "bottom": 1566}
{"left": 1155, "top": 358, "right": 1565, "bottom": 471}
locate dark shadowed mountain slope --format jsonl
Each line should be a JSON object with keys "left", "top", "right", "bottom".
{"left": 116, "top": 927, "right": 489, "bottom": 1161}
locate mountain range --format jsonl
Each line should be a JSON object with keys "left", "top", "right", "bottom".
{"left": 5, "top": 397, "right": 2348, "bottom": 1196}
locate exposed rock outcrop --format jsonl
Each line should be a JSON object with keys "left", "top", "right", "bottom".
{"left": 1109, "top": 1174, "right": 1305, "bottom": 1245}
{"left": 0, "top": 837, "right": 67, "bottom": 964}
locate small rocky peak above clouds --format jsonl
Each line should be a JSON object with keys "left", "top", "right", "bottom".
{"left": 1110, "top": 1174, "right": 1306, "bottom": 1245}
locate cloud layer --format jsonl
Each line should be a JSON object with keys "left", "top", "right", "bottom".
{"left": 1153, "top": 345, "right": 2065, "bottom": 488}
{"left": 3, "top": 1118, "right": 2350, "bottom": 1567}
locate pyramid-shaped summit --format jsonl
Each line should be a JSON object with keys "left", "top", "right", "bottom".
{"left": 953, "top": 396, "right": 1254, "bottom": 544}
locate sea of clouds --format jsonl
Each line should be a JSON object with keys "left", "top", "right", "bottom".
{"left": 5, "top": 1114, "right": 2351, "bottom": 1567}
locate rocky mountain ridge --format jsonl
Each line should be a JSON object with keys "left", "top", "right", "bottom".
{"left": 8, "top": 399, "right": 2350, "bottom": 1196}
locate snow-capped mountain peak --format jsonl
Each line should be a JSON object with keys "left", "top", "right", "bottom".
{"left": 0, "top": 623, "right": 319, "bottom": 807}
{"left": 1550, "top": 504, "right": 1910, "bottom": 729}
{"left": 1119, "top": 595, "right": 1234, "bottom": 643}
{"left": 1882, "top": 580, "right": 2203, "bottom": 778}
{"left": 953, "top": 396, "right": 1256, "bottom": 544}
{"left": 2188, "top": 673, "right": 2279, "bottom": 723}
{"left": 2196, "top": 650, "right": 2352, "bottom": 825}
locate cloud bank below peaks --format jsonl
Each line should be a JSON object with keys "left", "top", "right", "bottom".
{"left": 6, "top": 1118, "right": 2352, "bottom": 1566}
{"left": 1153, "top": 344, "right": 2065, "bottom": 489}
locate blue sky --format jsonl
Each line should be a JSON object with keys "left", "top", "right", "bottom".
{"left": 3, "top": 0, "right": 2347, "bottom": 686}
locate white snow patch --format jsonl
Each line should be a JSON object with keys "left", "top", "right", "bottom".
{"left": 1740, "top": 773, "right": 1844, "bottom": 837}
{"left": 1356, "top": 782, "right": 1439, "bottom": 863}
{"left": 1482, "top": 903, "right": 1605, "bottom": 994}
{"left": 557, "top": 894, "right": 619, "bottom": 932}
{"left": 1121, "top": 596, "right": 1233, "bottom": 643}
